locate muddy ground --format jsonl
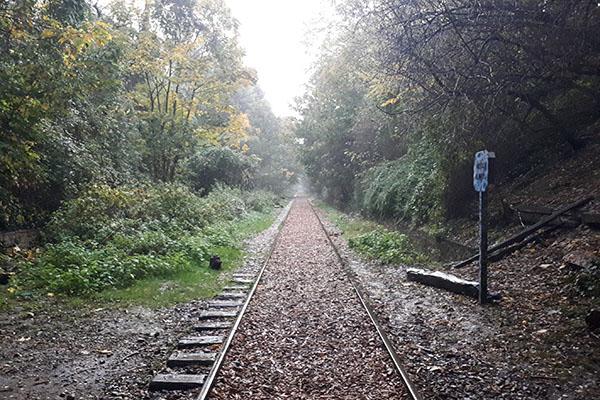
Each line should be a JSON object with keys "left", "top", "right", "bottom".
{"left": 319, "top": 209, "right": 600, "bottom": 400}
{"left": 0, "top": 207, "right": 286, "bottom": 400}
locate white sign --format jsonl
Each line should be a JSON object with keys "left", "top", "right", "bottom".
{"left": 473, "top": 150, "right": 494, "bottom": 192}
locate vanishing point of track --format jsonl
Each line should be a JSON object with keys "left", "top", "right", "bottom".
{"left": 150, "top": 198, "right": 422, "bottom": 400}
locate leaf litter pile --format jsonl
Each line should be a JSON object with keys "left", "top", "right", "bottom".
{"left": 209, "top": 199, "right": 409, "bottom": 399}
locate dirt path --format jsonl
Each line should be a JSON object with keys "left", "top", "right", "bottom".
{"left": 209, "top": 199, "right": 409, "bottom": 400}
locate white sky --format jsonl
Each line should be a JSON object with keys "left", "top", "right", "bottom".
{"left": 98, "top": 0, "right": 333, "bottom": 117}
{"left": 227, "top": 0, "right": 334, "bottom": 117}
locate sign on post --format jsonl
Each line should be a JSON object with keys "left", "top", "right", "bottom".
{"left": 473, "top": 150, "right": 494, "bottom": 304}
{"left": 473, "top": 150, "right": 493, "bottom": 192}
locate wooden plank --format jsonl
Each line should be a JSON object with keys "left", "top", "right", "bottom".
{"left": 486, "top": 225, "right": 561, "bottom": 263}
{"left": 208, "top": 300, "right": 243, "bottom": 308}
{"left": 582, "top": 213, "right": 600, "bottom": 227}
{"left": 149, "top": 374, "right": 205, "bottom": 391}
{"left": 232, "top": 273, "right": 254, "bottom": 278}
{"left": 223, "top": 285, "right": 248, "bottom": 291}
{"left": 407, "top": 268, "right": 500, "bottom": 301}
{"left": 516, "top": 205, "right": 554, "bottom": 215}
{"left": 167, "top": 352, "right": 216, "bottom": 367}
{"left": 198, "top": 310, "right": 237, "bottom": 320}
{"left": 217, "top": 292, "right": 246, "bottom": 300}
{"left": 231, "top": 278, "right": 253, "bottom": 284}
{"left": 193, "top": 321, "right": 232, "bottom": 331}
{"left": 452, "top": 196, "right": 593, "bottom": 269}
{"left": 178, "top": 336, "right": 224, "bottom": 348}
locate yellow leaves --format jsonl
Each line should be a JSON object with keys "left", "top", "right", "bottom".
{"left": 41, "top": 21, "right": 114, "bottom": 68}
{"left": 381, "top": 96, "right": 399, "bottom": 107}
{"left": 10, "top": 27, "right": 29, "bottom": 40}
{"left": 222, "top": 112, "right": 250, "bottom": 148}
{"left": 41, "top": 29, "right": 56, "bottom": 39}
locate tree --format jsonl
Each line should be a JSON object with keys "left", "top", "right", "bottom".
{"left": 117, "top": 0, "right": 251, "bottom": 181}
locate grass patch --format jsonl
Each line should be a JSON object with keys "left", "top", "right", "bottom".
{"left": 95, "top": 209, "right": 279, "bottom": 308}
{"left": 96, "top": 246, "right": 242, "bottom": 308}
{"left": 4, "top": 206, "right": 280, "bottom": 310}
{"left": 316, "top": 200, "right": 428, "bottom": 265}
{"left": 316, "top": 201, "right": 379, "bottom": 237}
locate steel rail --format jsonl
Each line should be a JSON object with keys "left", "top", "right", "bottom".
{"left": 309, "top": 200, "right": 424, "bottom": 400}
{"left": 196, "top": 201, "right": 293, "bottom": 400}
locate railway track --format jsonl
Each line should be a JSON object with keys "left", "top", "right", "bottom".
{"left": 148, "top": 198, "right": 422, "bottom": 400}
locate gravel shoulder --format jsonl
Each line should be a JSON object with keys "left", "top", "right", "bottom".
{"left": 209, "top": 199, "right": 410, "bottom": 400}
{"left": 317, "top": 207, "right": 600, "bottom": 400}
{"left": 0, "top": 207, "right": 287, "bottom": 400}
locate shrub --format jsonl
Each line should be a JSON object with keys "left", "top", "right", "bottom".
{"left": 349, "top": 229, "right": 427, "bottom": 265}
{"left": 355, "top": 143, "right": 444, "bottom": 224}
{"left": 245, "top": 190, "right": 281, "bottom": 212}
{"left": 16, "top": 242, "right": 185, "bottom": 295}
{"left": 15, "top": 183, "right": 280, "bottom": 296}
{"left": 184, "top": 147, "right": 257, "bottom": 192}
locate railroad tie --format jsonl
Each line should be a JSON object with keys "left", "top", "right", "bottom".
{"left": 194, "top": 321, "right": 233, "bottom": 331}
{"left": 167, "top": 352, "right": 217, "bottom": 367}
{"left": 217, "top": 292, "right": 246, "bottom": 300}
{"left": 149, "top": 374, "right": 206, "bottom": 391}
{"left": 232, "top": 273, "right": 254, "bottom": 278}
{"left": 178, "top": 335, "right": 224, "bottom": 348}
{"left": 208, "top": 300, "right": 244, "bottom": 308}
{"left": 223, "top": 285, "right": 248, "bottom": 290}
{"left": 231, "top": 278, "right": 253, "bottom": 285}
{"left": 198, "top": 310, "right": 238, "bottom": 320}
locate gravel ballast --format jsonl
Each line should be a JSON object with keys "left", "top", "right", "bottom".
{"left": 209, "top": 199, "right": 409, "bottom": 400}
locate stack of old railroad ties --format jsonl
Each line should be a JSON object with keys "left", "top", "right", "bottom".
{"left": 407, "top": 196, "right": 596, "bottom": 301}
{"left": 149, "top": 272, "right": 255, "bottom": 391}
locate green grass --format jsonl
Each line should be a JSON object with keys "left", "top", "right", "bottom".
{"left": 231, "top": 210, "right": 277, "bottom": 239}
{"left": 95, "top": 246, "right": 242, "bottom": 308}
{"left": 316, "top": 200, "right": 428, "bottom": 265}
{"left": 2, "top": 208, "right": 279, "bottom": 310}
{"left": 86, "top": 210, "right": 278, "bottom": 308}
{"left": 316, "top": 200, "right": 379, "bottom": 239}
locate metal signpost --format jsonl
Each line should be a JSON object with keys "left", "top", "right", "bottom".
{"left": 473, "top": 150, "right": 494, "bottom": 304}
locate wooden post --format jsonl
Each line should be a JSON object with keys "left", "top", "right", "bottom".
{"left": 478, "top": 190, "right": 488, "bottom": 304}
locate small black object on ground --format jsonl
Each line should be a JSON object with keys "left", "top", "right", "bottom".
{"left": 586, "top": 309, "right": 600, "bottom": 330}
{"left": 209, "top": 255, "right": 222, "bottom": 270}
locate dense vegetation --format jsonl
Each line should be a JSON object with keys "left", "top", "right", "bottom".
{"left": 0, "top": 0, "right": 299, "bottom": 230}
{"left": 11, "top": 185, "right": 279, "bottom": 296}
{"left": 296, "top": 1, "right": 600, "bottom": 223}
{"left": 0, "top": 0, "right": 298, "bottom": 301}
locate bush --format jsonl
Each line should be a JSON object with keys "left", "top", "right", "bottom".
{"left": 349, "top": 229, "right": 427, "bottom": 265}
{"left": 245, "top": 190, "right": 281, "bottom": 212}
{"left": 16, "top": 242, "right": 186, "bottom": 295}
{"left": 14, "top": 183, "right": 280, "bottom": 296}
{"left": 355, "top": 143, "right": 444, "bottom": 224}
{"left": 184, "top": 147, "right": 257, "bottom": 192}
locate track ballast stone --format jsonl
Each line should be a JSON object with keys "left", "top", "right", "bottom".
{"left": 209, "top": 199, "right": 409, "bottom": 399}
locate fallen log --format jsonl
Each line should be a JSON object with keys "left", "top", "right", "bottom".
{"left": 406, "top": 268, "right": 500, "bottom": 301}
{"left": 486, "top": 224, "right": 562, "bottom": 263}
{"left": 452, "top": 196, "right": 593, "bottom": 269}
